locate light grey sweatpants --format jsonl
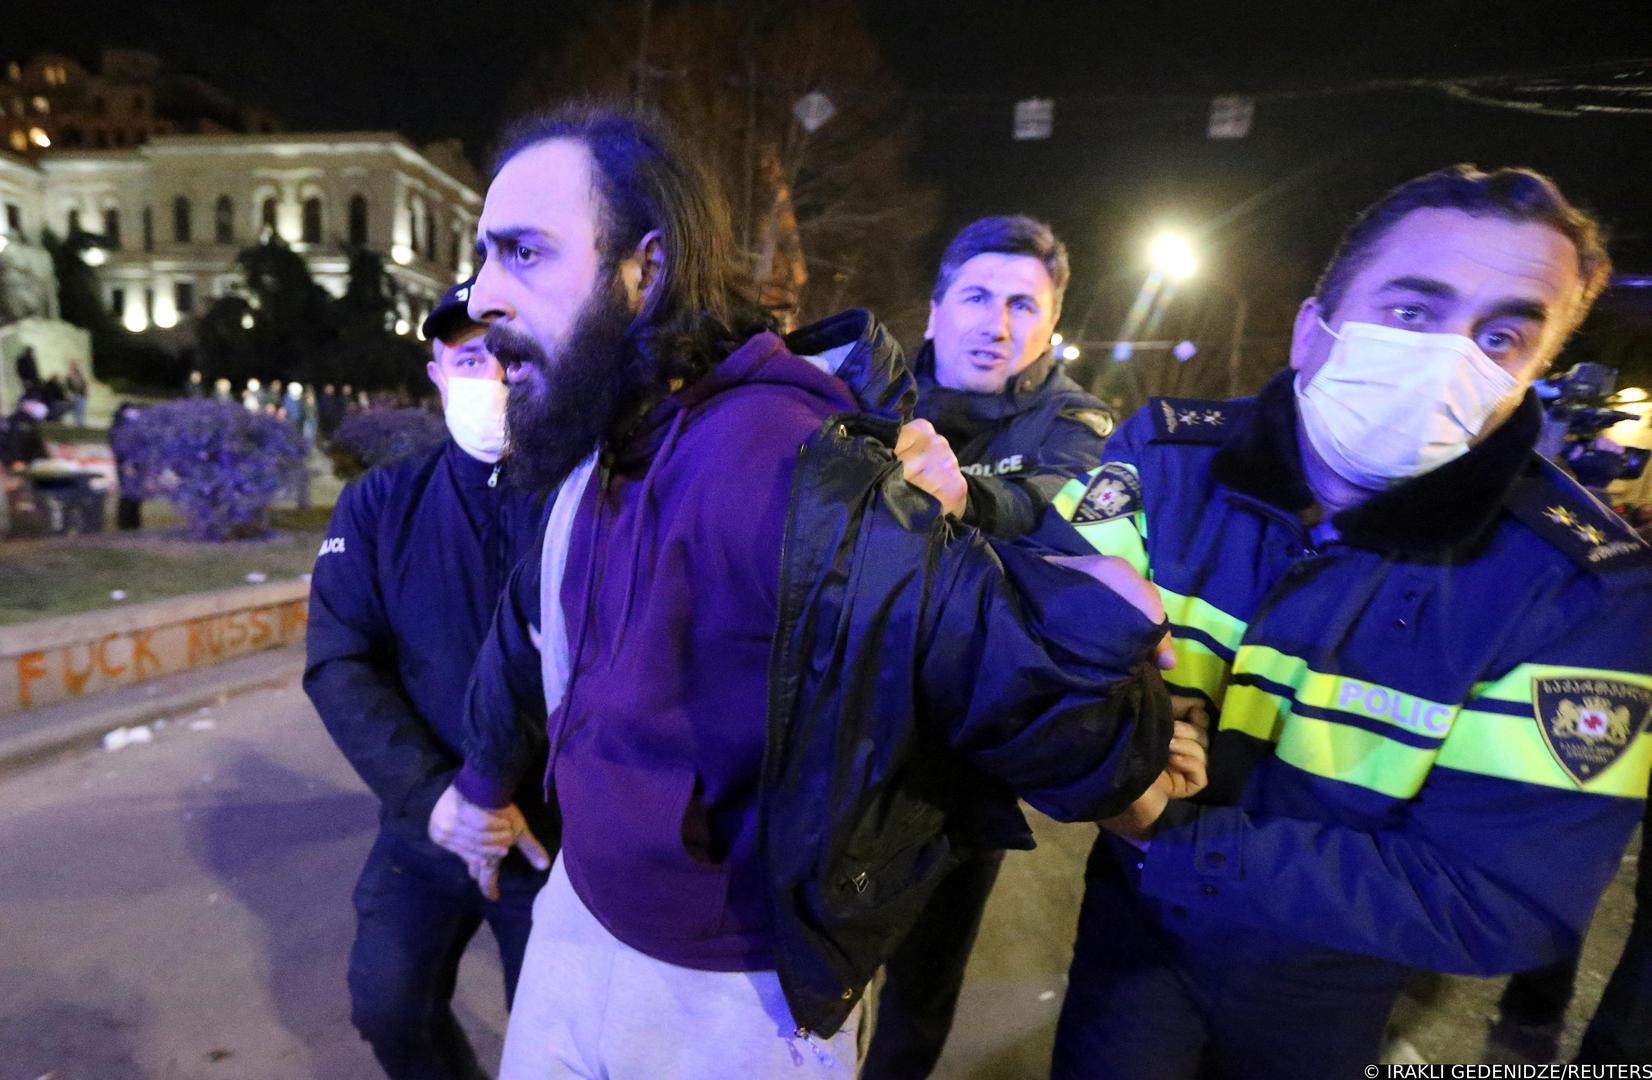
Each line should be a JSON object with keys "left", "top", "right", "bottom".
{"left": 499, "top": 857, "right": 864, "bottom": 1079}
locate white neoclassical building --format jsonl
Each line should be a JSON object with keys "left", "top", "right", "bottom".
{"left": 33, "top": 131, "right": 481, "bottom": 348}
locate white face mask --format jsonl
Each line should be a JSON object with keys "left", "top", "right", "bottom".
{"left": 443, "top": 376, "right": 509, "bottom": 463}
{"left": 1294, "top": 319, "right": 1521, "bottom": 489}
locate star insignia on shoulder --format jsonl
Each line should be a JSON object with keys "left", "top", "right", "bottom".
{"left": 1545, "top": 504, "right": 1579, "bottom": 528}
{"left": 1574, "top": 523, "right": 1607, "bottom": 546}
{"left": 1177, "top": 410, "right": 1200, "bottom": 425}
{"left": 1202, "top": 410, "right": 1224, "bottom": 425}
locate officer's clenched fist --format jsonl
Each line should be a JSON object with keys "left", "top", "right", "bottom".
{"left": 895, "top": 419, "right": 969, "bottom": 519}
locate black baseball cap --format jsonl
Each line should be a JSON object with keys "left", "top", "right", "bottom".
{"left": 422, "top": 277, "right": 481, "bottom": 343}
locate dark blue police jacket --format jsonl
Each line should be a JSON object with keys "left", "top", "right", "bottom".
{"left": 305, "top": 437, "right": 556, "bottom": 853}
{"left": 1050, "top": 370, "right": 1652, "bottom": 978}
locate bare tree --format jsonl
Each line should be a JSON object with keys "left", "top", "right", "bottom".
{"left": 508, "top": 0, "right": 939, "bottom": 342}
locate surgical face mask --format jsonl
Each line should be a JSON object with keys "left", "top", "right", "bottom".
{"left": 443, "top": 375, "right": 509, "bottom": 463}
{"left": 1294, "top": 319, "right": 1521, "bottom": 489}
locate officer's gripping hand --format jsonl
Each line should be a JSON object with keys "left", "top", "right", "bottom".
{"left": 1164, "top": 696, "right": 1210, "bottom": 800}
{"left": 1044, "top": 553, "right": 1176, "bottom": 671}
{"left": 1101, "top": 697, "right": 1210, "bottom": 844}
{"left": 895, "top": 419, "right": 969, "bottom": 519}
{"left": 429, "top": 782, "right": 552, "bottom": 900}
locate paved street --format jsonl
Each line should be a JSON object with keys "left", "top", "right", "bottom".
{"left": 0, "top": 673, "right": 1640, "bottom": 1078}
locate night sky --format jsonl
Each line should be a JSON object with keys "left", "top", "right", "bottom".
{"left": 11, "top": 0, "right": 1652, "bottom": 359}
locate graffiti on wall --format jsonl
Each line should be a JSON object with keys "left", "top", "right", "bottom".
{"left": 5, "top": 599, "right": 307, "bottom": 712}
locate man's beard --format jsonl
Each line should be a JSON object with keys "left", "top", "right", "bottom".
{"left": 492, "top": 275, "right": 647, "bottom": 494}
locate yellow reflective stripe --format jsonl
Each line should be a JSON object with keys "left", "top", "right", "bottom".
{"left": 1072, "top": 517, "right": 1149, "bottom": 576}
{"left": 1276, "top": 714, "right": 1440, "bottom": 799}
{"left": 1233, "top": 645, "right": 1459, "bottom": 741}
{"left": 1439, "top": 710, "right": 1652, "bottom": 798}
{"left": 1159, "top": 587, "right": 1247, "bottom": 655}
{"left": 1219, "top": 679, "right": 1439, "bottom": 797}
{"left": 1051, "top": 475, "right": 1088, "bottom": 520}
{"left": 1167, "top": 636, "right": 1231, "bottom": 710}
{"left": 1232, "top": 644, "right": 1308, "bottom": 687}
{"left": 1471, "top": 663, "right": 1652, "bottom": 704}
{"left": 1218, "top": 682, "right": 1289, "bottom": 744}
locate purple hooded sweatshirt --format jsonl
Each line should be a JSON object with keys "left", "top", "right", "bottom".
{"left": 547, "top": 332, "right": 856, "bottom": 970}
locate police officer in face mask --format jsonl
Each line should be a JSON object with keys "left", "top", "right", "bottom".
{"left": 1047, "top": 166, "right": 1652, "bottom": 1080}
{"left": 305, "top": 280, "right": 556, "bottom": 1080}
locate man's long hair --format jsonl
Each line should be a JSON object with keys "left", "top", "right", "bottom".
{"left": 491, "top": 102, "right": 773, "bottom": 401}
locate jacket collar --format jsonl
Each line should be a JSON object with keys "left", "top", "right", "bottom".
{"left": 912, "top": 339, "right": 1061, "bottom": 423}
{"left": 444, "top": 436, "right": 500, "bottom": 484}
{"left": 1211, "top": 369, "right": 1542, "bottom": 556}
{"left": 785, "top": 308, "right": 916, "bottom": 423}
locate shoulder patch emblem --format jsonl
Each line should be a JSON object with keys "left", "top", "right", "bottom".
{"left": 1534, "top": 677, "right": 1652, "bottom": 787}
{"left": 1061, "top": 407, "right": 1115, "bottom": 440}
{"left": 1072, "top": 462, "right": 1142, "bottom": 525}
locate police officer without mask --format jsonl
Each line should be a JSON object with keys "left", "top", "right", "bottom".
{"left": 305, "top": 281, "right": 556, "bottom": 1080}
{"left": 865, "top": 216, "right": 1119, "bottom": 1080}
{"left": 895, "top": 215, "right": 1114, "bottom": 540}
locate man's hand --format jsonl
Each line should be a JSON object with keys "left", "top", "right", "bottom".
{"left": 429, "top": 783, "right": 552, "bottom": 900}
{"left": 1101, "top": 696, "right": 1211, "bottom": 844}
{"left": 1100, "top": 772, "right": 1172, "bottom": 844}
{"left": 1164, "top": 695, "right": 1211, "bottom": 800}
{"left": 895, "top": 419, "right": 968, "bottom": 519}
{"left": 1044, "top": 553, "right": 1174, "bottom": 670}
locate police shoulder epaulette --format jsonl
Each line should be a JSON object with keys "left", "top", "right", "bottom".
{"left": 1058, "top": 406, "right": 1115, "bottom": 440}
{"left": 1505, "top": 458, "right": 1652, "bottom": 580}
{"left": 1147, "top": 397, "right": 1241, "bottom": 443}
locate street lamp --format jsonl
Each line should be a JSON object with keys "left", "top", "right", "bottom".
{"left": 1147, "top": 232, "right": 1198, "bottom": 282}
{"left": 1148, "top": 229, "right": 1250, "bottom": 396}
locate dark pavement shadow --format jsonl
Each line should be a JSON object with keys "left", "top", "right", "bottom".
{"left": 183, "top": 748, "right": 378, "bottom": 1078}
{"left": 0, "top": 964, "right": 154, "bottom": 1080}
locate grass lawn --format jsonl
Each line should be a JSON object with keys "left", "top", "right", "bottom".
{"left": 0, "top": 507, "right": 330, "bottom": 626}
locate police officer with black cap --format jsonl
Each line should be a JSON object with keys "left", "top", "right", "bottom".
{"left": 306, "top": 280, "right": 556, "bottom": 1080}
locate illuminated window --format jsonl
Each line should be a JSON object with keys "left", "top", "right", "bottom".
{"left": 8, "top": 130, "right": 23, "bottom": 153}
{"left": 31, "top": 96, "right": 47, "bottom": 114}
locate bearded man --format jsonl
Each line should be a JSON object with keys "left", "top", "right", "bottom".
{"left": 428, "top": 104, "right": 1198, "bottom": 1078}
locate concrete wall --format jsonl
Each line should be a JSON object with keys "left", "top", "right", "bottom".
{"left": 0, "top": 579, "right": 308, "bottom": 714}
